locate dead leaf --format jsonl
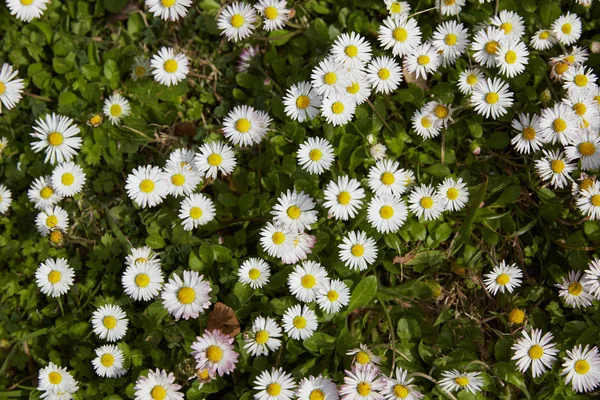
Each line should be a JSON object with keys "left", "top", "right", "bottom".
{"left": 206, "top": 302, "right": 240, "bottom": 337}
{"left": 403, "top": 68, "right": 428, "bottom": 90}
{"left": 393, "top": 253, "right": 416, "bottom": 264}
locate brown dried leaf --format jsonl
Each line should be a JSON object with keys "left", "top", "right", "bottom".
{"left": 206, "top": 302, "right": 240, "bottom": 337}
{"left": 393, "top": 253, "right": 416, "bottom": 264}
{"left": 403, "top": 69, "right": 428, "bottom": 90}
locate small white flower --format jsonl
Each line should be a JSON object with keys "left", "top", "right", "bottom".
{"left": 339, "top": 231, "right": 378, "bottom": 272}
{"left": 316, "top": 278, "right": 350, "bottom": 314}
{"left": 244, "top": 316, "right": 282, "bottom": 356}
{"left": 296, "top": 375, "right": 339, "bottom": 400}
{"left": 411, "top": 109, "right": 442, "bottom": 139}
{"left": 438, "top": 370, "right": 483, "bottom": 394}
{"left": 28, "top": 176, "right": 63, "bottom": 210}
{"left": 408, "top": 184, "right": 445, "bottom": 221}
{"left": 178, "top": 193, "right": 216, "bottom": 231}
{"left": 366, "top": 56, "right": 402, "bottom": 94}
{"left": 491, "top": 10, "right": 525, "bottom": 40}
{"left": 0, "top": 63, "right": 24, "bottom": 110}
{"left": 191, "top": 329, "right": 239, "bottom": 377}
{"left": 331, "top": 32, "right": 372, "bottom": 69}
{"left": 297, "top": 137, "right": 335, "bottom": 175}
{"left": 368, "top": 159, "right": 409, "bottom": 196}
{"left": 563, "top": 66, "right": 598, "bottom": 95}
{"left": 36, "top": 206, "right": 69, "bottom": 236}
{"left": 471, "top": 77, "right": 514, "bottom": 120}
{"left": 370, "top": 143, "right": 387, "bottom": 160}
{"left": 431, "top": 20, "right": 469, "bottom": 66}
{"left": 321, "top": 92, "right": 356, "bottom": 126}
{"left": 161, "top": 270, "right": 212, "bottom": 320}
{"left": 539, "top": 104, "right": 579, "bottom": 145}
{"left": 511, "top": 329, "right": 558, "bottom": 378}
{"left": 282, "top": 304, "right": 318, "bottom": 340}
{"left": 35, "top": 258, "right": 75, "bottom": 297}
{"left": 255, "top": 0, "right": 289, "bottom": 31}
{"left": 288, "top": 261, "right": 329, "bottom": 303}
{"left": 556, "top": 270, "right": 594, "bottom": 308}
{"left": 496, "top": 39, "right": 529, "bottom": 78}
{"left": 121, "top": 261, "right": 164, "bottom": 301}
{"left": 471, "top": 27, "right": 505, "bottom": 68}
{"left": 552, "top": 12, "right": 582, "bottom": 45}
{"left": 367, "top": 194, "right": 408, "bottom": 234}
{"left": 254, "top": 368, "right": 297, "bottom": 400}
{"left": 564, "top": 90, "right": 600, "bottom": 130}
{"left": 283, "top": 81, "right": 322, "bottom": 122}
{"left": 30, "top": 113, "right": 82, "bottom": 164}
{"left": 92, "top": 345, "right": 126, "bottom": 378}
{"left": 195, "top": 141, "right": 237, "bottom": 180}
{"left": 311, "top": 57, "right": 351, "bottom": 98}
{"left": 384, "top": 0, "right": 411, "bottom": 19}
{"left": 530, "top": 29, "right": 556, "bottom": 51}
{"left": 382, "top": 367, "right": 423, "bottom": 400}
{"left": 259, "top": 222, "right": 295, "bottom": 259}
{"left": 511, "top": 113, "right": 545, "bottom": 154}
{"left": 323, "top": 175, "right": 365, "bottom": 220}
{"left": 561, "top": 345, "right": 600, "bottom": 393}
{"left": 281, "top": 231, "right": 316, "bottom": 265}
{"left": 217, "top": 2, "right": 257, "bottom": 42}
{"left": 168, "top": 148, "right": 197, "bottom": 171}
{"left": 6, "top": 0, "right": 49, "bottom": 22}
{"left": 424, "top": 101, "right": 452, "bottom": 128}
{"left": 339, "top": 364, "right": 385, "bottom": 399}
{"left": 150, "top": 47, "right": 189, "bottom": 86}
{"left": 91, "top": 304, "right": 128, "bottom": 342}
{"left": 37, "top": 362, "right": 78, "bottom": 395}
{"left": 564, "top": 131, "right": 600, "bottom": 171}
{"left": 125, "top": 246, "right": 160, "bottom": 268}
{"left": 51, "top": 162, "right": 86, "bottom": 197}
{"left": 577, "top": 181, "right": 600, "bottom": 220}
{"left": 271, "top": 189, "right": 318, "bottom": 232}
{"left": 436, "top": 177, "right": 469, "bottom": 212}
{"left": 404, "top": 43, "right": 440, "bottom": 80}
{"left": 163, "top": 162, "right": 201, "bottom": 197}
{"left": 378, "top": 16, "right": 422, "bottom": 58}
{"left": 222, "top": 105, "right": 270, "bottom": 146}
{"left": 103, "top": 93, "right": 131, "bottom": 125}
{"left": 583, "top": 259, "right": 600, "bottom": 300}
{"left": 457, "top": 68, "right": 484, "bottom": 95}
{"left": 125, "top": 165, "right": 169, "bottom": 208}
{"left": 535, "top": 149, "right": 576, "bottom": 189}
{"left": 130, "top": 55, "right": 150, "bottom": 81}
{"left": 134, "top": 369, "right": 183, "bottom": 400}
{"left": 347, "top": 344, "right": 381, "bottom": 366}
{"left": 238, "top": 258, "right": 271, "bottom": 289}
{"left": 0, "top": 184, "right": 12, "bottom": 214}
{"left": 483, "top": 261, "right": 523, "bottom": 295}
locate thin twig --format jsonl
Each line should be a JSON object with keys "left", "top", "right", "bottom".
{"left": 366, "top": 99, "right": 394, "bottom": 134}
{"left": 23, "top": 92, "right": 53, "bottom": 102}
{"left": 377, "top": 296, "right": 396, "bottom": 371}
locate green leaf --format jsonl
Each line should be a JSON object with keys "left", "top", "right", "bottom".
{"left": 58, "top": 91, "right": 77, "bottom": 106}
{"left": 235, "top": 73, "right": 258, "bottom": 89}
{"left": 423, "top": 164, "right": 450, "bottom": 178}
{"left": 145, "top": 236, "right": 166, "bottom": 249}
{"left": 397, "top": 317, "right": 421, "bottom": 344}
{"left": 104, "top": 0, "right": 128, "bottom": 13}
{"left": 346, "top": 276, "right": 378, "bottom": 312}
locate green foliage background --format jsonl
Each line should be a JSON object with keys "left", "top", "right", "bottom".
{"left": 1, "top": 0, "right": 600, "bottom": 399}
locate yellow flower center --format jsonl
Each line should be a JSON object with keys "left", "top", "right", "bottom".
{"left": 50, "top": 230, "right": 63, "bottom": 244}
{"left": 445, "top": 34, "right": 457, "bottom": 46}
{"left": 100, "top": 353, "right": 115, "bottom": 367}
{"left": 345, "top": 45, "right": 358, "bottom": 57}
{"left": 139, "top": 179, "right": 155, "bottom": 193}
{"left": 574, "top": 103, "right": 587, "bottom": 116}
{"left": 61, "top": 173, "right": 74, "bottom": 186}
{"left": 486, "top": 92, "right": 499, "bottom": 104}
{"left": 40, "top": 187, "right": 53, "bottom": 199}
{"left": 332, "top": 101, "right": 345, "bottom": 114}
{"left": 466, "top": 74, "right": 478, "bottom": 86}
{"left": 454, "top": 377, "right": 469, "bottom": 387}
{"left": 0, "top": 82, "right": 5, "bottom": 95}
{"left": 301, "top": 274, "right": 316, "bottom": 288}
{"left": 103, "top": 316, "right": 117, "bottom": 329}
{"left": 435, "top": 105, "right": 449, "bottom": 118}
{"left": 356, "top": 351, "right": 370, "bottom": 364}
{"left": 293, "top": 316, "right": 307, "bottom": 329}
{"left": 135, "top": 273, "right": 150, "bottom": 288}
{"left": 555, "top": 62, "right": 569, "bottom": 75}
{"left": 48, "top": 132, "right": 64, "bottom": 146}
{"left": 508, "top": 308, "right": 525, "bottom": 324}
{"left": 523, "top": 127, "right": 536, "bottom": 140}
{"left": 189, "top": 207, "right": 203, "bottom": 219}
{"left": 264, "top": 6, "right": 278, "bottom": 20}
{"left": 151, "top": 386, "right": 167, "bottom": 400}
{"left": 337, "top": 191, "right": 351, "bottom": 205}
{"left": 565, "top": 55, "right": 575, "bottom": 63}
{"left": 380, "top": 205, "right": 394, "bottom": 219}
{"left": 351, "top": 244, "right": 365, "bottom": 257}
{"left": 110, "top": 104, "right": 122, "bottom": 117}
{"left": 171, "top": 173, "right": 185, "bottom": 186}
{"left": 500, "top": 22, "right": 513, "bottom": 34}
{"left": 248, "top": 268, "right": 261, "bottom": 280}
{"left": 551, "top": 160, "right": 565, "bottom": 173}
{"left": 267, "top": 383, "right": 282, "bottom": 396}
{"left": 309, "top": 149, "right": 322, "bottom": 161}
{"left": 485, "top": 41, "right": 499, "bottom": 55}
{"left": 539, "top": 30, "right": 550, "bottom": 40}
{"left": 46, "top": 215, "right": 58, "bottom": 228}
{"left": 594, "top": 95, "right": 600, "bottom": 106}
{"left": 48, "top": 372, "right": 62, "bottom": 385}
{"left": 287, "top": 205, "right": 301, "bottom": 219}
{"left": 447, "top": 187, "right": 459, "bottom": 200}
{"left": 296, "top": 95, "right": 310, "bottom": 109}
{"left": 381, "top": 172, "right": 395, "bottom": 185}
{"left": 230, "top": 14, "right": 245, "bottom": 28}
{"left": 177, "top": 287, "right": 196, "bottom": 304}
{"left": 135, "top": 257, "right": 148, "bottom": 263}
{"left": 574, "top": 74, "right": 589, "bottom": 87}
{"left": 444, "top": 0, "right": 456, "bottom": 4}
{"left": 324, "top": 72, "right": 337, "bottom": 85}
{"left": 20, "top": 0, "right": 34, "bottom": 5}
{"left": 161, "top": 0, "right": 175, "bottom": 7}
{"left": 394, "top": 384, "right": 409, "bottom": 398}
{"left": 357, "top": 382, "right": 371, "bottom": 396}
{"left": 496, "top": 273, "right": 510, "bottom": 285}
{"left": 378, "top": 68, "right": 391, "bottom": 80}
{"left": 309, "top": 389, "right": 325, "bottom": 400}
{"left": 579, "top": 142, "right": 596, "bottom": 156}
{"left": 575, "top": 360, "right": 590, "bottom": 375}
{"left": 135, "top": 66, "right": 146, "bottom": 77}
{"left": 581, "top": 179, "right": 594, "bottom": 191}
{"left": 207, "top": 153, "right": 222, "bottom": 167}
{"left": 393, "top": 28, "right": 408, "bottom": 42}
{"left": 553, "top": 119, "right": 567, "bottom": 132}
{"left": 48, "top": 270, "right": 62, "bottom": 284}
{"left": 528, "top": 345, "right": 544, "bottom": 359}
{"left": 236, "top": 118, "right": 251, "bottom": 133}
{"left": 568, "top": 282, "right": 583, "bottom": 296}
{"left": 562, "top": 23, "right": 572, "bottom": 34}
{"left": 505, "top": 50, "right": 517, "bottom": 64}
{"left": 198, "top": 369, "right": 210, "bottom": 380}
{"left": 272, "top": 232, "right": 285, "bottom": 245}
{"left": 327, "top": 290, "right": 339, "bottom": 302}
{"left": 163, "top": 59, "right": 178, "bottom": 73}
{"left": 417, "top": 55, "right": 430, "bottom": 66}
{"left": 420, "top": 197, "right": 433, "bottom": 209}
{"left": 206, "top": 345, "right": 223, "bottom": 363}
{"left": 390, "top": 2, "right": 402, "bottom": 13}
{"left": 255, "top": 330, "right": 269, "bottom": 344}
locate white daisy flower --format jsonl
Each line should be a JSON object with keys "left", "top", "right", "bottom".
{"left": 145, "top": 0, "right": 191, "bottom": 21}
{"left": 563, "top": 66, "right": 598, "bottom": 95}
{"left": 561, "top": 345, "right": 600, "bottom": 393}
{"left": 102, "top": 93, "right": 131, "bottom": 125}
{"left": 535, "top": 149, "right": 576, "bottom": 190}
{"left": 345, "top": 70, "right": 372, "bottom": 105}
{"left": 321, "top": 92, "right": 356, "bottom": 126}
{"left": 6, "top": 0, "right": 49, "bottom": 22}
{"left": 37, "top": 362, "right": 78, "bottom": 395}
{"left": 217, "top": 1, "right": 257, "bottom": 42}
{"left": 163, "top": 162, "right": 201, "bottom": 197}
{"left": 511, "top": 329, "right": 558, "bottom": 378}
{"left": 282, "top": 304, "right": 318, "bottom": 340}
{"left": 560, "top": 46, "right": 589, "bottom": 67}
{"left": 370, "top": 143, "right": 387, "bottom": 160}
{"left": 0, "top": 63, "right": 24, "bottom": 110}
{"left": 496, "top": 39, "right": 529, "bottom": 78}
{"left": 339, "top": 231, "right": 378, "bottom": 272}
{"left": 438, "top": 370, "right": 483, "bottom": 394}
{"left": 323, "top": 175, "right": 365, "bottom": 220}
{"left": 121, "top": 261, "right": 164, "bottom": 301}
{"left": 471, "top": 77, "right": 513, "bottom": 120}
{"left": 150, "top": 47, "right": 189, "bottom": 86}
{"left": 564, "top": 91, "right": 600, "bottom": 130}
{"left": 583, "top": 259, "right": 600, "bottom": 300}
{"left": 51, "top": 162, "right": 85, "bottom": 197}
{"left": 491, "top": 10, "right": 525, "bottom": 40}
{"left": 0, "top": 136, "right": 8, "bottom": 155}
{"left": 384, "top": 0, "right": 411, "bottom": 19}
{"left": 572, "top": 174, "right": 596, "bottom": 197}
{"left": 254, "top": 368, "right": 297, "bottom": 400}
{"left": 28, "top": 176, "right": 63, "bottom": 210}
{"left": 432, "top": 20, "right": 469, "bottom": 66}
{"left": 238, "top": 257, "right": 271, "bottom": 289}
{"left": 424, "top": 101, "right": 452, "bottom": 128}
{"left": 367, "top": 194, "right": 408, "bottom": 234}
{"left": 366, "top": 56, "right": 402, "bottom": 94}
{"left": 287, "top": 261, "right": 329, "bottom": 303}
{"left": 134, "top": 369, "right": 183, "bottom": 400}
{"left": 0, "top": 184, "right": 12, "bottom": 214}
{"left": 436, "top": 177, "right": 469, "bottom": 212}
{"left": 36, "top": 206, "right": 69, "bottom": 236}
{"left": 35, "top": 258, "right": 75, "bottom": 297}
{"left": 331, "top": 32, "right": 372, "bottom": 69}
{"left": 91, "top": 304, "right": 128, "bottom": 342}
{"left": 125, "top": 165, "right": 169, "bottom": 208}
{"left": 259, "top": 222, "right": 295, "bottom": 259}
{"left": 162, "top": 270, "right": 212, "bottom": 320}
{"left": 168, "top": 147, "right": 197, "bottom": 170}
{"left": 411, "top": 109, "right": 442, "bottom": 139}
{"left": 316, "top": 278, "right": 350, "bottom": 314}
{"left": 457, "top": 68, "right": 484, "bottom": 95}
{"left": 311, "top": 57, "right": 351, "bottom": 98}
{"left": 404, "top": 43, "right": 440, "bottom": 80}
{"left": 296, "top": 375, "right": 339, "bottom": 400}
{"left": 255, "top": 0, "right": 289, "bottom": 31}
{"left": 271, "top": 189, "right": 318, "bottom": 231}
{"left": 339, "top": 364, "right": 385, "bottom": 399}
{"left": 191, "top": 329, "right": 239, "bottom": 377}
{"left": 283, "top": 81, "right": 322, "bottom": 122}
{"left": 297, "top": 137, "right": 335, "bottom": 175}
{"left": 539, "top": 104, "right": 579, "bottom": 145}
{"left": 577, "top": 181, "right": 600, "bottom": 220}
{"left": 556, "top": 270, "right": 594, "bottom": 308}
{"left": 30, "top": 113, "right": 82, "bottom": 164}
{"left": 378, "top": 16, "right": 422, "bottom": 58}
{"left": 552, "top": 12, "right": 582, "bottom": 45}
{"left": 483, "top": 261, "right": 523, "bottom": 295}
{"left": 436, "top": 0, "right": 464, "bottom": 16}
{"left": 130, "top": 55, "right": 150, "bottom": 81}
{"left": 125, "top": 246, "right": 160, "bottom": 268}
{"left": 92, "top": 345, "right": 126, "bottom": 378}
{"left": 382, "top": 367, "right": 423, "bottom": 400}
{"left": 408, "top": 184, "right": 445, "bottom": 221}
{"left": 510, "top": 113, "right": 545, "bottom": 154}
{"left": 281, "top": 231, "right": 316, "bottom": 265}
{"left": 368, "top": 159, "right": 409, "bottom": 196}
{"left": 565, "top": 132, "right": 600, "bottom": 171}
{"left": 244, "top": 316, "right": 282, "bottom": 357}
{"left": 223, "top": 105, "right": 269, "bottom": 146}
{"left": 195, "top": 141, "right": 237, "bottom": 180}
{"left": 530, "top": 29, "right": 556, "bottom": 51}
{"left": 347, "top": 344, "right": 381, "bottom": 366}
{"left": 471, "top": 27, "right": 505, "bottom": 68}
